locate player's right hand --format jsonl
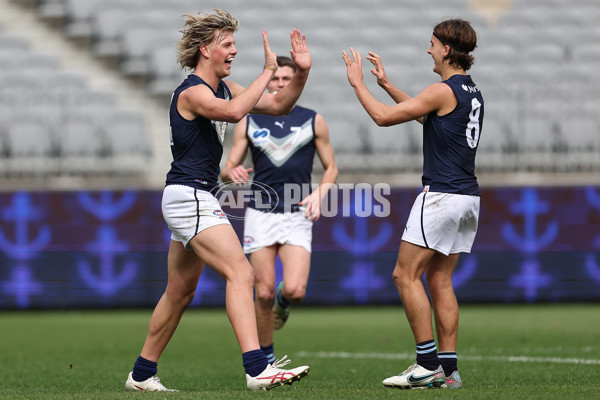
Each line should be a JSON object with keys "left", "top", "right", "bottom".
{"left": 227, "top": 166, "right": 253, "bottom": 185}
{"left": 262, "top": 31, "right": 277, "bottom": 72}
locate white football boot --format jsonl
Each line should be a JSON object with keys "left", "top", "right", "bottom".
{"left": 246, "top": 355, "right": 310, "bottom": 391}
{"left": 382, "top": 363, "right": 445, "bottom": 389}
{"left": 125, "top": 372, "right": 178, "bottom": 392}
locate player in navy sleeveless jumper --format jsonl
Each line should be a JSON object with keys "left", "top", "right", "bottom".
{"left": 125, "top": 10, "right": 312, "bottom": 392}
{"left": 221, "top": 56, "right": 338, "bottom": 364}
{"left": 343, "top": 19, "right": 482, "bottom": 389}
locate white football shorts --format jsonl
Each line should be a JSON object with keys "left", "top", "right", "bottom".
{"left": 162, "top": 184, "right": 230, "bottom": 250}
{"left": 243, "top": 207, "right": 313, "bottom": 254}
{"left": 402, "top": 188, "right": 480, "bottom": 256}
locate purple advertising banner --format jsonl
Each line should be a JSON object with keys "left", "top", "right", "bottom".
{"left": 0, "top": 186, "right": 599, "bottom": 309}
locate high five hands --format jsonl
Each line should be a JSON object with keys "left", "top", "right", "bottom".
{"left": 263, "top": 29, "right": 311, "bottom": 73}
{"left": 343, "top": 48, "right": 390, "bottom": 87}
{"left": 290, "top": 28, "right": 311, "bottom": 71}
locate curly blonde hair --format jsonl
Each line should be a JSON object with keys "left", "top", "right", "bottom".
{"left": 176, "top": 9, "right": 239, "bottom": 71}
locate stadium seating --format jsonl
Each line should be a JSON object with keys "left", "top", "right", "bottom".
{"left": 0, "top": 6, "right": 152, "bottom": 180}
{"left": 3, "top": 0, "right": 600, "bottom": 183}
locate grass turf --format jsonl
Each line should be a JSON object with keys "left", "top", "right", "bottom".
{"left": 0, "top": 304, "right": 598, "bottom": 399}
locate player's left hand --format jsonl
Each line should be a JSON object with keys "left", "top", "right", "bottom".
{"left": 298, "top": 190, "right": 321, "bottom": 222}
{"left": 343, "top": 47, "right": 363, "bottom": 87}
{"left": 366, "top": 51, "right": 390, "bottom": 87}
{"left": 289, "top": 29, "right": 311, "bottom": 71}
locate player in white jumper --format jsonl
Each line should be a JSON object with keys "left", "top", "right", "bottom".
{"left": 343, "top": 18, "right": 483, "bottom": 389}
{"left": 125, "top": 9, "right": 313, "bottom": 392}
{"left": 221, "top": 56, "right": 338, "bottom": 364}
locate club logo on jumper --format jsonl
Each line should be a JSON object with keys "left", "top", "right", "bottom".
{"left": 212, "top": 120, "right": 228, "bottom": 144}
{"left": 251, "top": 128, "right": 270, "bottom": 146}
{"left": 247, "top": 116, "right": 313, "bottom": 167}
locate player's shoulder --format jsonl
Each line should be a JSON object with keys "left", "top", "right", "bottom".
{"left": 293, "top": 104, "right": 318, "bottom": 117}
{"left": 419, "top": 81, "right": 454, "bottom": 101}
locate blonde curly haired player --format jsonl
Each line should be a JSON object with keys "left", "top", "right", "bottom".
{"left": 125, "top": 9, "right": 313, "bottom": 392}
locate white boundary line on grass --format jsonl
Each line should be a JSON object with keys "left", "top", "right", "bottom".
{"left": 296, "top": 351, "right": 600, "bottom": 365}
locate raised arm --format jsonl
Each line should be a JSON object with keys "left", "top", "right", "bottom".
{"left": 366, "top": 53, "right": 409, "bottom": 102}
{"left": 179, "top": 31, "right": 278, "bottom": 123}
{"left": 251, "top": 29, "right": 312, "bottom": 116}
{"left": 343, "top": 47, "right": 449, "bottom": 127}
{"left": 366, "top": 52, "right": 423, "bottom": 124}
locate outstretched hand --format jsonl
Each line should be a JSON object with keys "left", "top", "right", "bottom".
{"left": 366, "top": 52, "right": 390, "bottom": 87}
{"left": 262, "top": 31, "right": 277, "bottom": 71}
{"left": 289, "top": 29, "right": 311, "bottom": 71}
{"left": 342, "top": 47, "right": 363, "bottom": 87}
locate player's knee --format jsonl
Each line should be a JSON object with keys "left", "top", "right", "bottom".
{"left": 425, "top": 270, "right": 451, "bottom": 289}
{"left": 240, "top": 264, "right": 256, "bottom": 287}
{"left": 284, "top": 284, "right": 306, "bottom": 304}
{"left": 255, "top": 285, "right": 275, "bottom": 306}
{"left": 225, "top": 260, "right": 255, "bottom": 288}
{"left": 181, "top": 291, "right": 196, "bottom": 308}
{"left": 165, "top": 285, "right": 196, "bottom": 310}
{"left": 392, "top": 265, "right": 408, "bottom": 288}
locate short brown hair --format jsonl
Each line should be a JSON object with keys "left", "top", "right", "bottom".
{"left": 433, "top": 19, "right": 477, "bottom": 71}
{"left": 276, "top": 56, "right": 297, "bottom": 72}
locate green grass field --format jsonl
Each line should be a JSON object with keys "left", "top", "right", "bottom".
{"left": 1, "top": 305, "right": 599, "bottom": 399}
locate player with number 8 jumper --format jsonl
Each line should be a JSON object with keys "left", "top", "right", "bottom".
{"left": 343, "top": 18, "right": 483, "bottom": 389}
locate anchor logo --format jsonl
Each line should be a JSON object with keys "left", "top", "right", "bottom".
{"left": 502, "top": 188, "right": 557, "bottom": 301}
{"left": 77, "top": 225, "right": 137, "bottom": 297}
{"left": 76, "top": 191, "right": 139, "bottom": 297}
{"left": 334, "top": 195, "right": 392, "bottom": 303}
{"left": 584, "top": 186, "right": 600, "bottom": 286}
{"left": 0, "top": 192, "right": 51, "bottom": 308}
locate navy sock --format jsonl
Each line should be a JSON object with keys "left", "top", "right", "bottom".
{"left": 132, "top": 356, "right": 157, "bottom": 382}
{"left": 439, "top": 351, "right": 458, "bottom": 376}
{"left": 277, "top": 287, "right": 290, "bottom": 307}
{"left": 260, "top": 343, "right": 276, "bottom": 364}
{"left": 416, "top": 340, "right": 439, "bottom": 371}
{"left": 243, "top": 349, "right": 269, "bottom": 377}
